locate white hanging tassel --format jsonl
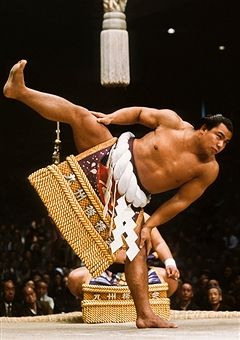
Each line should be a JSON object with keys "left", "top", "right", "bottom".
{"left": 101, "top": 0, "right": 130, "bottom": 87}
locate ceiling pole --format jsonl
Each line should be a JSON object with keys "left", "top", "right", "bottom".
{"left": 101, "top": 0, "right": 130, "bottom": 87}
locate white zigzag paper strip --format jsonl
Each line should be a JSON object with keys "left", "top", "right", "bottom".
{"left": 110, "top": 195, "right": 139, "bottom": 260}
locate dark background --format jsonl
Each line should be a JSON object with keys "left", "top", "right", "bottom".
{"left": 0, "top": 0, "right": 239, "bottom": 225}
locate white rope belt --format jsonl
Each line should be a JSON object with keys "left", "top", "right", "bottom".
{"left": 104, "top": 132, "right": 150, "bottom": 260}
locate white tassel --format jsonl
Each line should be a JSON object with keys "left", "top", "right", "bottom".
{"left": 101, "top": 7, "right": 130, "bottom": 86}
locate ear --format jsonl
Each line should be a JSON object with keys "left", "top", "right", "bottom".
{"left": 200, "top": 123, "right": 207, "bottom": 130}
{"left": 199, "top": 124, "right": 208, "bottom": 133}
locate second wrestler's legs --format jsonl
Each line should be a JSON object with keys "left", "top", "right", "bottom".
{"left": 68, "top": 265, "right": 178, "bottom": 300}
{"left": 3, "top": 60, "right": 113, "bottom": 152}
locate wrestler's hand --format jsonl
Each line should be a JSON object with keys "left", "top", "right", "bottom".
{"left": 139, "top": 225, "right": 152, "bottom": 255}
{"left": 91, "top": 111, "right": 112, "bottom": 125}
{"left": 166, "top": 265, "right": 180, "bottom": 281}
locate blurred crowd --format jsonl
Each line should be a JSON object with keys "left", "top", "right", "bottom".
{"left": 0, "top": 217, "right": 81, "bottom": 316}
{"left": 0, "top": 160, "right": 239, "bottom": 316}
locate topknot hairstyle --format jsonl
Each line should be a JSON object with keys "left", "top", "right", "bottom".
{"left": 194, "top": 114, "right": 233, "bottom": 134}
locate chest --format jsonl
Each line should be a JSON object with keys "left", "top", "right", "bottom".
{"left": 165, "top": 152, "right": 197, "bottom": 177}
{"left": 154, "top": 147, "right": 201, "bottom": 188}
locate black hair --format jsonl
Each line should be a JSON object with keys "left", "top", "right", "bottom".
{"left": 194, "top": 114, "right": 233, "bottom": 134}
{"left": 208, "top": 286, "right": 222, "bottom": 296}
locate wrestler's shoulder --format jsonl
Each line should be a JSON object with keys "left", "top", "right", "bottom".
{"left": 199, "top": 158, "right": 219, "bottom": 183}
{"left": 181, "top": 120, "right": 194, "bottom": 129}
{"left": 162, "top": 109, "right": 193, "bottom": 130}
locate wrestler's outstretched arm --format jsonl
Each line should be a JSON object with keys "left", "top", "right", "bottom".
{"left": 140, "top": 166, "right": 219, "bottom": 251}
{"left": 92, "top": 107, "right": 188, "bottom": 129}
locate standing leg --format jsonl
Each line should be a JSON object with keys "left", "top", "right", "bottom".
{"left": 3, "top": 60, "right": 113, "bottom": 152}
{"left": 125, "top": 245, "right": 176, "bottom": 328}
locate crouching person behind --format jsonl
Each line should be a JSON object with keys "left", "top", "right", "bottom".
{"left": 68, "top": 218, "right": 180, "bottom": 300}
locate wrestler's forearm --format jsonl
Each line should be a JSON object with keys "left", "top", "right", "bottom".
{"left": 148, "top": 178, "right": 210, "bottom": 228}
{"left": 93, "top": 107, "right": 144, "bottom": 126}
{"left": 94, "top": 107, "right": 177, "bottom": 129}
{"left": 144, "top": 198, "right": 189, "bottom": 229}
{"left": 108, "top": 107, "right": 143, "bottom": 125}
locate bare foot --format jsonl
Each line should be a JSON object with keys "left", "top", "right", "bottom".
{"left": 3, "top": 59, "right": 27, "bottom": 99}
{"left": 136, "top": 315, "right": 177, "bottom": 328}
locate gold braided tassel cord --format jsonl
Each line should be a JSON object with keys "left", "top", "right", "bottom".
{"left": 81, "top": 283, "right": 170, "bottom": 323}
{"left": 28, "top": 138, "right": 119, "bottom": 277}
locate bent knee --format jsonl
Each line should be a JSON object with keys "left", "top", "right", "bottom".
{"left": 71, "top": 107, "right": 113, "bottom": 152}
{"left": 68, "top": 269, "right": 83, "bottom": 296}
{"left": 68, "top": 267, "right": 91, "bottom": 297}
{"left": 68, "top": 269, "right": 78, "bottom": 283}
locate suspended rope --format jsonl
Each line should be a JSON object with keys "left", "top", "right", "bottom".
{"left": 101, "top": 0, "right": 130, "bottom": 87}
{"left": 52, "top": 121, "right": 61, "bottom": 165}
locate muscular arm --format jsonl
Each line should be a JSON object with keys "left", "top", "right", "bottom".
{"left": 92, "top": 107, "right": 185, "bottom": 129}
{"left": 140, "top": 164, "right": 219, "bottom": 250}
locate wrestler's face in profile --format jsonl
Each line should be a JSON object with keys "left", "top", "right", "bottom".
{"left": 200, "top": 123, "right": 232, "bottom": 156}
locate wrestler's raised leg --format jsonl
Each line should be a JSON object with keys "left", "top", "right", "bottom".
{"left": 3, "top": 60, "right": 112, "bottom": 152}
{"left": 125, "top": 247, "right": 177, "bottom": 328}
